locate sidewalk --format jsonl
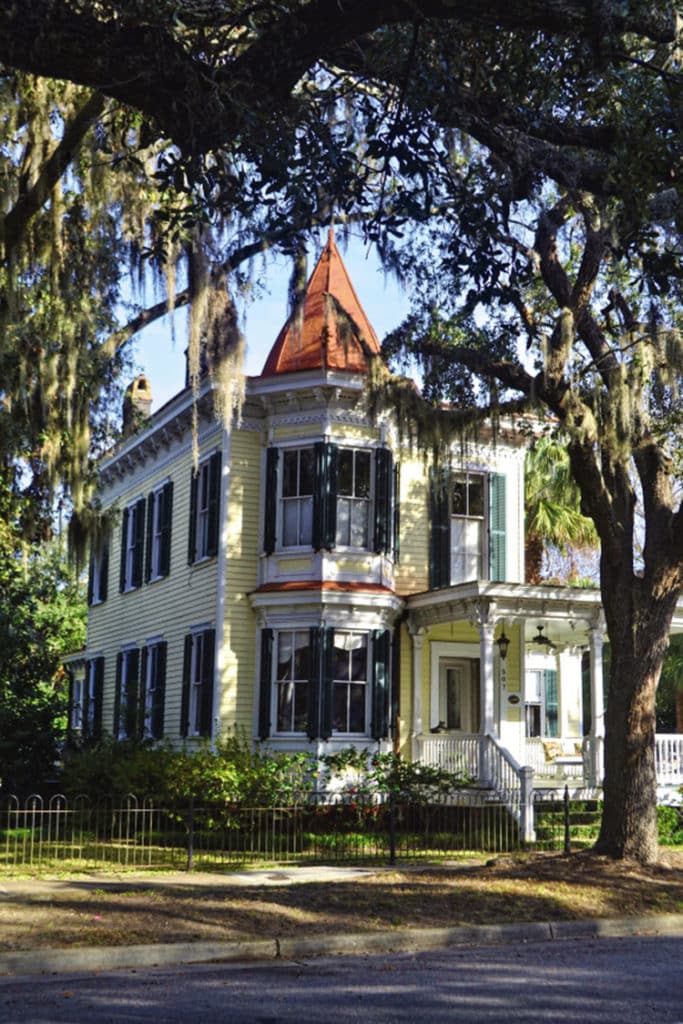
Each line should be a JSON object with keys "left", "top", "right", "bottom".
{"left": 1, "top": 866, "right": 682, "bottom": 977}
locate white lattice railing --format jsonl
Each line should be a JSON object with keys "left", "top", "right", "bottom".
{"left": 656, "top": 734, "right": 683, "bottom": 784}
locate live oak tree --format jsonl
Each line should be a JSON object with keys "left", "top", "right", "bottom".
{"left": 0, "top": 2, "right": 681, "bottom": 862}
{"left": 367, "top": 28, "right": 682, "bottom": 860}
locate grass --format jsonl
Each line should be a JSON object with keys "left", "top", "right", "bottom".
{"left": 0, "top": 849, "right": 681, "bottom": 953}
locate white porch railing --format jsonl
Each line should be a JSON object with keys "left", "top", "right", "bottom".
{"left": 524, "top": 737, "right": 586, "bottom": 780}
{"left": 482, "top": 734, "right": 535, "bottom": 843}
{"left": 656, "top": 734, "right": 683, "bottom": 784}
{"left": 416, "top": 733, "right": 480, "bottom": 781}
{"left": 416, "top": 733, "right": 535, "bottom": 841}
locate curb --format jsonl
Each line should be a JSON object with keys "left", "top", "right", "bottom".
{"left": 1, "top": 914, "right": 682, "bottom": 977}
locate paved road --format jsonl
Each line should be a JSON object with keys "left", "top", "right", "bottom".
{"left": 1, "top": 935, "right": 682, "bottom": 1023}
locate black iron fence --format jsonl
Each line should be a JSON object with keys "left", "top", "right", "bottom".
{"left": 1, "top": 791, "right": 526, "bottom": 871}
{"left": 2, "top": 790, "right": 642, "bottom": 872}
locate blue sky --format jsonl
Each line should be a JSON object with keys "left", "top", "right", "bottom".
{"left": 131, "top": 235, "right": 411, "bottom": 412}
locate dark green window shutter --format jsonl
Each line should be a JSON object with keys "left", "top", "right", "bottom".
{"left": 159, "top": 481, "right": 173, "bottom": 577}
{"left": 200, "top": 628, "right": 216, "bottom": 737}
{"left": 180, "top": 634, "right": 192, "bottom": 737}
{"left": 119, "top": 507, "right": 129, "bottom": 591}
{"left": 371, "top": 629, "right": 391, "bottom": 740}
{"left": 544, "top": 669, "right": 559, "bottom": 738}
{"left": 320, "top": 627, "right": 334, "bottom": 741}
{"left": 392, "top": 463, "right": 401, "bottom": 563}
{"left": 188, "top": 470, "right": 198, "bottom": 564}
{"left": 488, "top": 473, "right": 507, "bottom": 582}
{"left": 138, "top": 646, "right": 148, "bottom": 740}
{"left": 307, "top": 627, "right": 321, "bottom": 741}
{"left": 313, "top": 442, "right": 337, "bottom": 551}
{"left": 206, "top": 452, "right": 222, "bottom": 558}
{"left": 263, "top": 447, "right": 279, "bottom": 554}
{"left": 152, "top": 642, "right": 167, "bottom": 740}
{"left": 132, "top": 498, "right": 146, "bottom": 588}
{"left": 429, "top": 466, "right": 450, "bottom": 589}
{"left": 113, "top": 653, "right": 123, "bottom": 737}
{"left": 258, "top": 628, "right": 273, "bottom": 740}
{"left": 100, "top": 539, "right": 109, "bottom": 602}
{"left": 87, "top": 553, "right": 94, "bottom": 606}
{"left": 92, "top": 657, "right": 104, "bottom": 741}
{"left": 144, "top": 491, "right": 155, "bottom": 582}
{"left": 373, "top": 447, "right": 393, "bottom": 555}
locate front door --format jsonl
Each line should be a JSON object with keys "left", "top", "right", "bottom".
{"left": 439, "top": 659, "right": 480, "bottom": 732}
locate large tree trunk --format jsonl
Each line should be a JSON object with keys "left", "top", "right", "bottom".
{"left": 525, "top": 531, "right": 544, "bottom": 583}
{"left": 596, "top": 580, "right": 678, "bottom": 864}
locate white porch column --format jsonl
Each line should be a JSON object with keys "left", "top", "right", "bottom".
{"left": 478, "top": 619, "right": 496, "bottom": 737}
{"left": 477, "top": 616, "right": 496, "bottom": 784}
{"left": 588, "top": 625, "right": 605, "bottom": 786}
{"left": 410, "top": 627, "right": 425, "bottom": 762}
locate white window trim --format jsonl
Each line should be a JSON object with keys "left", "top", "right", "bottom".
{"left": 186, "top": 624, "right": 212, "bottom": 738}
{"left": 335, "top": 448, "right": 374, "bottom": 553}
{"left": 272, "top": 628, "right": 310, "bottom": 736}
{"left": 149, "top": 482, "right": 167, "bottom": 582}
{"left": 430, "top": 642, "right": 480, "bottom": 731}
{"left": 122, "top": 497, "right": 144, "bottom": 592}
{"left": 118, "top": 645, "right": 138, "bottom": 740}
{"left": 331, "top": 629, "right": 371, "bottom": 737}
{"left": 279, "top": 445, "right": 315, "bottom": 551}
{"left": 143, "top": 639, "right": 163, "bottom": 739}
{"left": 449, "top": 470, "right": 486, "bottom": 585}
{"left": 71, "top": 677, "right": 84, "bottom": 731}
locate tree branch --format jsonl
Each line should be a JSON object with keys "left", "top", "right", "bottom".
{"left": 0, "top": 1, "right": 676, "bottom": 158}
{"left": 1, "top": 90, "right": 106, "bottom": 261}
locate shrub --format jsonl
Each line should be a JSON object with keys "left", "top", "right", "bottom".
{"left": 60, "top": 731, "right": 319, "bottom": 807}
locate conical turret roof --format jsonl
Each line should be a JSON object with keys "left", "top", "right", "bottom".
{"left": 261, "top": 231, "right": 381, "bottom": 376}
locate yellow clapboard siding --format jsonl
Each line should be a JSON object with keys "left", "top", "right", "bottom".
{"left": 87, "top": 427, "right": 223, "bottom": 741}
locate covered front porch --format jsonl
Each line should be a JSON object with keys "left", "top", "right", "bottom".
{"left": 403, "top": 580, "right": 683, "bottom": 839}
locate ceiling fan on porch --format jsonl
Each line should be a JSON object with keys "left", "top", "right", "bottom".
{"left": 532, "top": 624, "right": 554, "bottom": 649}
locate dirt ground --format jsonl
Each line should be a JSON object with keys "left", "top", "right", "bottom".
{"left": 1, "top": 850, "right": 682, "bottom": 953}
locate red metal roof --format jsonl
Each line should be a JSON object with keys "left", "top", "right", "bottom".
{"left": 261, "top": 230, "right": 381, "bottom": 376}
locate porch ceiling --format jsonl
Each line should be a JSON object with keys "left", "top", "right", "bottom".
{"left": 406, "top": 580, "right": 683, "bottom": 649}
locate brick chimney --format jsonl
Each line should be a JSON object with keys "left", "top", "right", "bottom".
{"left": 122, "top": 374, "right": 153, "bottom": 437}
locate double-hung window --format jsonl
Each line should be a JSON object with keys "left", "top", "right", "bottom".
{"left": 87, "top": 534, "right": 109, "bottom": 605}
{"left": 265, "top": 444, "right": 395, "bottom": 556}
{"left": 119, "top": 498, "right": 146, "bottom": 591}
{"left": 332, "top": 631, "right": 368, "bottom": 734}
{"left": 258, "top": 627, "right": 392, "bottom": 742}
{"left": 336, "top": 449, "right": 371, "bottom": 548}
{"left": 525, "top": 668, "right": 559, "bottom": 738}
{"left": 114, "top": 647, "right": 140, "bottom": 740}
{"left": 70, "top": 658, "right": 103, "bottom": 740}
{"left": 275, "top": 630, "right": 310, "bottom": 733}
{"left": 181, "top": 628, "right": 215, "bottom": 738}
{"left": 70, "top": 677, "right": 84, "bottom": 731}
{"left": 188, "top": 452, "right": 221, "bottom": 563}
{"left": 450, "top": 472, "right": 485, "bottom": 583}
{"left": 141, "top": 640, "right": 167, "bottom": 740}
{"left": 146, "top": 481, "right": 173, "bottom": 581}
{"left": 281, "top": 447, "right": 314, "bottom": 547}
{"left": 430, "top": 469, "right": 506, "bottom": 589}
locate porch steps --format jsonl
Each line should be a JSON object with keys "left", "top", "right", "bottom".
{"left": 533, "top": 798, "right": 602, "bottom": 850}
